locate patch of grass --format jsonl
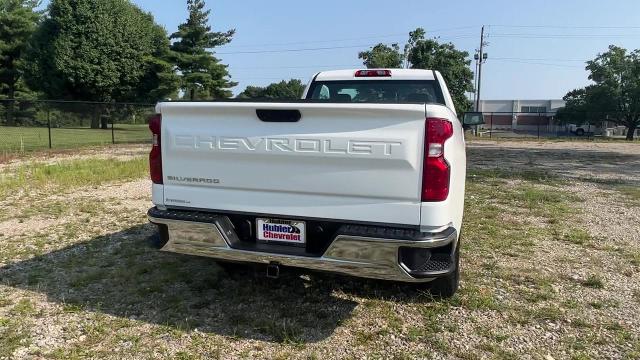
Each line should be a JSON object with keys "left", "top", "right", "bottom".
{"left": 449, "top": 285, "right": 500, "bottom": 311}
{"left": 562, "top": 299, "right": 581, "bottom": 309}
{"left": 493, "top": 267, "right": 556, "bottom": 293}
{"left": 570, "top": 317, "right": 592, "bottom": 329}
{"left": 62, "top": 303, "right": 85, "bottom": 313}
{"left": 616, "top": 185, "right": 640, "bottom": 207}
{"left": 0, "top": 124, "right": 150, "bottom": 153}
{"left": 525, "top": 305, "right": 564, "bottom": 322}
{"left": 354, "top": 329, "right": 377, "bottom": 346}
{"left": 582, "top": 275, "right": 605, "bottom": 289}
{"left": 255, "top": 318, "right": 304, "bottom": 344}
{"left": 0, "top": 317, "right": 31, "bottom": 358}
{"left": 12, "top": 200, "right": 66, "bottom": 220}
{"left": 10, "top": 298, "right": 37, "bottom": 316}
{"left": 588, "top": 299, "right": 620, "bottom": 309}
{"left": 49, "top": 347, "right": 101, "bottom": 360}
{"left": 173, "top": 351, "right": 197, "bottom": 360}
{"left": 589, "top": 301, "right": 605, "bottom": 309}
{"left": 477, "top": 327, "right": 511, "bottom": 343}
{"left": 478, "top": 342, "right": 518, "bottom": 360}
{"left": 519, "top": 284, "right": 556, "bottom": 303}
{"left": 604, "top": 321, "right": 624, "bottom": 331}
{"left": 558, "top": 228, "right": 594, "bottom": 246}
{"left": 0, "top": 157, "right": 148, "bottom": 197}
{"left": 4, "top": 198, "right": 108, "bottom": 223}
{"left": 69, "top": 268, "right": 109, "bottom": 288}
{"left": 468, "top": 168, "right": 559, "bottom": 184}
{"left": 570, "top": 353, "right": 592, "bottom": 360}
{"left": 454, "top": 349, "right": 483, "bottom": 360}
{"left": 0, "top": 296, "right": 12, "bottom": 308}
{"left": 463, "top": 193, "right": 541, "bottom": 256}
{"left": 376, "top": 302, "right": 404, "bottom": 332}
{"left": 612, "top": 327, "right": 634, "bottom": 345}
{"left": 628, "top": 251, "right": 640, "bottom": 267}
{"left": 464, "top": 170, "right": 579, "bottom": 261}
{"left": 511, "top": 186, "right": 571, "bottom": 216}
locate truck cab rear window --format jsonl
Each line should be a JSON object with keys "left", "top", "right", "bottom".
{"left": 306, "top": 80, "right": 445, "bottom": 104}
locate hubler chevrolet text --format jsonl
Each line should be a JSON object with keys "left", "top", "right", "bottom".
{"left": 148, "top": 69, "right": 478, "bottom": 297}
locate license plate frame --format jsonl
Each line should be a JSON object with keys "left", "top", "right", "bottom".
{"left": 256, "top": 218, "right": 306, "bottom": 245}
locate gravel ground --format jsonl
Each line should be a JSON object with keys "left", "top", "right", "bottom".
{"left": 0, "top": 140, "right": 639, "bottom": 359}
{"left": 467, "top": 139, "right": 640, "bottom": 182}
{"left": 0, "top": 144, "right": 148, "bottom": 172}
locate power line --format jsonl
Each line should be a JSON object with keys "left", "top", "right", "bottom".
{"left": 489, "top": 33, "right": 640, "bottom": 39}
{"left": 222, "top": 25, "right": 639, "bottom": 52}
{"left": 224, "top": 34, "right": 406, "bottom": 49}
{"left": 224, "top": 26, "right": 479, "bottom": 49}
{"left": 491, "top": 57, "right": 587, "bottom": 62}
{"left": 217, "top": 34, "right": 476, "bottom": 55}
{"left": 232, "top": 77, "right": 301, "bottom": 80}
{"left": 491, "top": 59, "right": 585, "bottom": 68}
{"left": 217, "top": 43, "right": 379, "bottom": 55}
{"left": 230, "top": 64, "right": 362, "bottom": 70}
{"left": 489, "top": 24, "right": 640, "bottom": 29}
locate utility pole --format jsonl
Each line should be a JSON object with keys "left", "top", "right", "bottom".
{"left": 473, "top": 53, "right": 479, "bottom": 106}
{"left": 475, "top": 26, "right": 488, "bottom": 112}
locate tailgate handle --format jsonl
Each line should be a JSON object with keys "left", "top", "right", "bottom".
{"left": 256, "top": 109, "right": 301, "bottom": 123}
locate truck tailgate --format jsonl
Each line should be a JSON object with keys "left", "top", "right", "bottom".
{"left": 158, "top": 102, "right": 426, "bottom": 226}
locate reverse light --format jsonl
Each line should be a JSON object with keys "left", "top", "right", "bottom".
{"left": 149, "top": 114, "right": 163, "bottom": 184}
{"left": 422, "top": 118, "right": 453, "bottom": 202}
{"left": 354, "top": 69, "right": 392, "bottom": 77}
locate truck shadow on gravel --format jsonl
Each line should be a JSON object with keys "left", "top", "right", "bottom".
{"left": 0, "top": 224, "right": 432, "bottom": 343}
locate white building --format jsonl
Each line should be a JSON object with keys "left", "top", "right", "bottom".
{"left": 477, "top": 99, "right": 566, "bottom": 132}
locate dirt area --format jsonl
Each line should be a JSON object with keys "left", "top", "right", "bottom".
{"left": 467, "top": 140, "right": 640, "bottom": 183}
{"left": 0, "top": 144, "right": 148, "bottom": 171}
{"left": 0, "top": 140, "right": 639, "bottom": 359}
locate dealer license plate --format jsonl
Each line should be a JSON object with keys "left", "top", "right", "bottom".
{"left": 256, "top": 218, "right": 306, "bottom": 245}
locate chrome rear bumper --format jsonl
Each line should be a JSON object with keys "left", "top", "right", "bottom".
{"left": 148, "top": 208, "right": 458, "bottom": 283}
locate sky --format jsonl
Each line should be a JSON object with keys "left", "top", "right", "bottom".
{"left": 41, "top": 0, "right": 640, "bottom": 100}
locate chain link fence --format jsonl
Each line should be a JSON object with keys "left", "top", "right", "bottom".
{"left": 0, "top": 99, "right": 156, "bottom": 153}
{"left": 470, "top": 111, "right": 639, "bottom": 140}
{"left": 3, "top": 101, "right": 639, "bottom": 155}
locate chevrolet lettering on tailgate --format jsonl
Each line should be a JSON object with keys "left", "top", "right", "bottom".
{"left": 173, "top": 135, "right": 403, "bottom": 157}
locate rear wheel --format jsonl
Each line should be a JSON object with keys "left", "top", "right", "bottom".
{"left": 575, "top": 128, "right": 585, "bottom": 136}
{"left": 426, "top": 242, "right": 460, "bottom": 298}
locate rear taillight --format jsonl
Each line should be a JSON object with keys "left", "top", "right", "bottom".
{"left": 149, "top": 114, "right": 163, "bottom": 184}
{"left": 354, "top": 69, "right": 392, "bottom": 77}
{"left": 422, "top": 118, "right": 453, "bottom": 202}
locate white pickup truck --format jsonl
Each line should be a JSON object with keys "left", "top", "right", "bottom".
{"left": 147, "top": 69, "right": 480, "bottom": 297}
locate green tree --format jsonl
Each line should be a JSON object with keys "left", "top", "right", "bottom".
{"left": 357, "top": 28, "right": 474, "bottom": 112}
{"left": 556, "top": 88, "right": 605, "bottom": 126}
{"left": 560, "top": 45, "right": 640, "bottom": 140}
{"left": 171, "top": 0, "right": 236, "bottom": 100}
{"left": 358, "top": 43, "right": 404, "bottom": 69}
{"left": 237, "top": 79, "right": 305, "bottom": 100}
{"left": 24, "top": 0, "right": 178, "bottom": 128}
{"left": 407, "top": 29, "right": 474, "bottom": 112}
{"left": 0, "top": 0, "right": 40, "bottom": 125}
{"left": 403, "top": 28, "right": 426, "bottom": 67}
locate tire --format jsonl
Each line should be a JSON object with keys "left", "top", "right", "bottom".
{"left": 575, "top": 128, "right": 585, "bottom": 136}
{"left": 427, "top": 242, "right": 460, "bottom": 298}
